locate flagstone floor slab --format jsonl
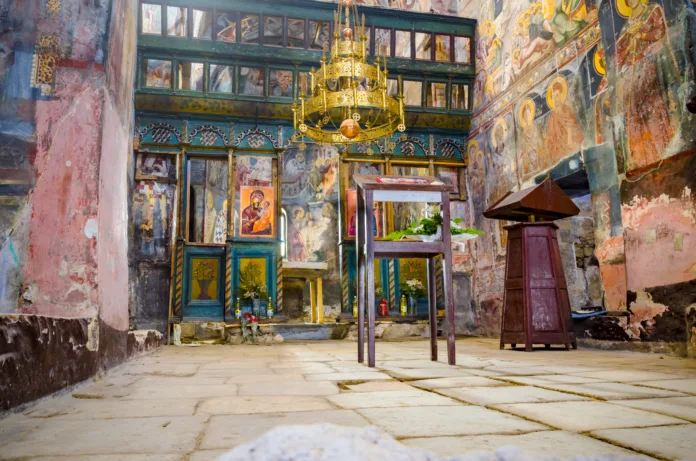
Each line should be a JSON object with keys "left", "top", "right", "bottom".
{"left": 569, "top": 370, "right": 689, "bottom": 382}
{"left": 499, "top": 375, "right": 608, "bottom": 385}
{"left": 1, "top": 417, "right": 207, "bottom": 458}
{"left": 384, "top": 367, "right": 474, "bottom": 380}
{"left": 637, "top": 379, "right": 696, "bottom": 394}
{"left": 197, "top": 396, "right": 335, "bottom": 415}
{"left": 23, "top": 398, "right": 198, "bottom": 420}
{"left": 345, "top": 381, "right": 416, "bottom": 392}
{"left": 357, "top": 405, "right": 548, "bottom": 438}
{"left": 493, "top": 401, "right": 687, "bottom": 432}
{"left": 402, "top": 430, "right": 654, "bottom": 459}
{"left": 238, "top": 381, "right": 339, "bottom": 396}
{"left": 592, "top": 424, "right": 696, "bottom": 461}
{"left": 439, "top": 385, "right": 589, "bottom": 405}
{"left": 328, "top": 390, "right": 461, "bottom": 409}
{"left": 304, "top": 372, "right": 393, "bottom": 382}
{"left": 608, "top": 397, "right": 696, "bottom": 422}
{"left": 123, "top": 384, "right": 238, "bottom": 400}
{"left": 538, "top": 382, "right": 687, "bottom": 400}
{"left": 201, "top": 410, "right": 370, "bottom": 450}
{"left": 224, "top": 374, "right": 307, "bottom": 384}
{"left": 409, "top": 376, "right": 509, "bottom": 390}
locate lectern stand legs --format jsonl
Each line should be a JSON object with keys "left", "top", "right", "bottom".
{"left": 356, "top": 189, "right": 365, "bottom": 363}
{"left": 428, "top": 257, "right": 438, "bottom": 362}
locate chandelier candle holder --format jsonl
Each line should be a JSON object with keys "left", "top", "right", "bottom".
{"left": 292, "top": 0, "right": 405, "bottom": 146}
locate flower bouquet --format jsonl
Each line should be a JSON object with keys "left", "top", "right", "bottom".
{"left": 400, "top": 279, "right": 425, "bottom": 315}
{"left": 241, "top": 312, "right": 259, "bottom": 344}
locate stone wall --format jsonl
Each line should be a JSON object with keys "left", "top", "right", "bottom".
{"left": 0, "top": 0, "right": 147, "bottom": 410}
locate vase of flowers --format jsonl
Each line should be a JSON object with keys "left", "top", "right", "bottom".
{"left": 243, "top": 283, "right": 267, "bottom": 317}
{"left": 401, "top": 279, "right": 424, "bottom": 315}
{"left": 193, "top": 260, "right": 216, "bottom": 300}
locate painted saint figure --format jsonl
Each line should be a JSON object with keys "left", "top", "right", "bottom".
{"left": 615, "top": 0, "right": 677, "bottom": 169}
{"left": 518, "top": 98, "right": 548, "bottom": 176}
{"left": 213, "top": 200, "right": 228, "bottom": 244}
{"left": 545, "top": 75, "right": 584, "bottom": 163}
{"left": 204, "top": 192, "right": 218, "bottom": 243}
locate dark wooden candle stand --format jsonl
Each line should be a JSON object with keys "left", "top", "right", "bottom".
{"left": 354, "top": 175, "right": 457, "bottom": 367}
{"left": 485, "top": 178, "right": 579, "bottom": 352}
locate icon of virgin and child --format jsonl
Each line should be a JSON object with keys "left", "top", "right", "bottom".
{"left": 241, "top": 187, "right": 274, "bottom": 237}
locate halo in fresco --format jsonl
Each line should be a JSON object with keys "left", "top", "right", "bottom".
{"left": 518, "top": 98, "right": 536, "bottom": 128}
{"left": 546, "top": 74, "right": 568, "bottom": 109}
{"left": 489, "top": 117, "right": 508, "bottom": 150}
{"left": 593, "top": 46, "right": 606, "bottom": 76}
{"left": 616, "top": 0, "right": 649, "bottom": 18}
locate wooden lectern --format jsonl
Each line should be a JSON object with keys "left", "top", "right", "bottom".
{"left": 353, "top": 175, "right": 456, "bottom": 367}
{"left": 484, "top": 178, "right": 579, "bottom": 351}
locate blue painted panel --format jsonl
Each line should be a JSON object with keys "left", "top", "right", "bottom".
{"left": 182, "top": 246, "right": 226, "bottom": 320}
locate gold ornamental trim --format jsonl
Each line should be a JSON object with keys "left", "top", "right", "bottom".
{"left": 332, "top": 40, "right": 366, "bottom": 59}
{"left": 314, "top": 61, "right": 380, "bottom": 86}
{"left": 304, "top": 89, "right": 400, "bottom": 116}
{"left": 303, "top": 118, "right": 402, "bottom": 144}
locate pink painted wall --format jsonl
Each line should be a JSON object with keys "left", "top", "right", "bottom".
{"left": 97, "top": 0, "right": 137, "bottom": 331}
{"left": 21, "top": 71, "right": 103, "bottom": 318}
{"left": 2, "top": 0, "right": 135, "bottom": 332}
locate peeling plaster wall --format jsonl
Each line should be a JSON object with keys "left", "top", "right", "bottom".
{"left": 0, "top": 0, "right": 141, "bottom": 410}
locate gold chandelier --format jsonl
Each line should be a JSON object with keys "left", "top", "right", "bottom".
{"left": 292, "top": 0, "right": 405, "bottom": 145}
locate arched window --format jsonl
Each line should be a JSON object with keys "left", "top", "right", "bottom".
{"left": 280, "top": 208, "right": 288, "bottom": 259}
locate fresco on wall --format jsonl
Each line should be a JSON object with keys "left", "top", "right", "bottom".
{"left": 391, "top": 165, "right": 429, "bottom": 231}
{"left": 282, "top": 145, "right": 340, "bottom": 275}
{"left": 309, "top": 20, "right": 330, "bottom": 50}
{"left": 288, "top": 19, "right": 306, "bottom": 48}
{"left": 141, "top": 3, "right": 162, "bottom": 34}
{"left": 216, "top": 12, "right": 237, "bottom": 42}
{"left": 611, "top": 0, "right": 680, "bottom": 171}
{"left": 210, "top": 65, "right": 233, "bottom": 93}
{"left": 264, "top": 16, "right": 284, "bottom": 46}
{"left": 239, "top": 67, "right": 264, "bottom": 96}
{"left": 144, "top": 59, "right": 171, "bottom": 88}
{"left": 345, "top": 189, "right": 383, "bottom": 238}
{"left": 133, "top": 181, "right": 174, "bottom": 258}
{"left": 435, "top": 167, "right": 461, "bottom": 196}
{"left": 270, "top": 70, "right": 293, "bottom": 97}
{"left": 188, "top": 158, "right": 228, "bottom": 244}
{"left": 514, "top": 66, "right": 587, "bottom": 183}
{"left": 241, "top": 14, "right": 260, "bottom": 44}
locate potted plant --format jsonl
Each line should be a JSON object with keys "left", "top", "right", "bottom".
{"left": 243, "top": 283, "right": 267, "bottom": 316}
{"left": 385, "top": 205, "right": 484, "bottom": 243}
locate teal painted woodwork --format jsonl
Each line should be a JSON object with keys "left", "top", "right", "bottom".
{"left": 231, "top": 244, "right": 278, "bottom": 318}
{"left": 182, "top": 246, "right": 226, "bottom": 320}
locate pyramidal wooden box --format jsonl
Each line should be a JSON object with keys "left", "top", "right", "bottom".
{"left": 484, "top": 179, "right": 579, "bottom": 351}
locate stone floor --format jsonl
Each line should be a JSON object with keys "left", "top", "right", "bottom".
{"left": 2, "top": 338, "right": 696, "bottom": 460}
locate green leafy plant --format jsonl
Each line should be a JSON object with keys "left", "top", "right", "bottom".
{"left": 384, "top": 207, "right": 485, "bottom": 241}
{"left": 240, "top": 261, "right": 267, "bottom": 300}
